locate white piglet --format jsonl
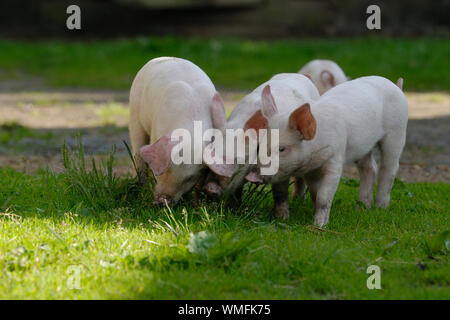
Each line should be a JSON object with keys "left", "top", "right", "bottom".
{"left": 249, "top": 76, "right": 408, "bottom": 226}
{"left": 299, "top": 59, "right": 348, "bottom": 95}
{"left": 204, "top": 73, "right": 320, "bottom": 215}
{"left": 129, "top": 57, "right": 225, "bottom": 206}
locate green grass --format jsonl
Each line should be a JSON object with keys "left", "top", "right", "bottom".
{"left": 0, "top": 37, "right": 448, "bottom": 91}
{"left": 0, "top": 122, "right": 52, "bottom": 143}
{"left": 0, "top": 143, "right": 448, "bottom": 299}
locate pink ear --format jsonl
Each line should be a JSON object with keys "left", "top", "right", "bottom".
{"left": 261, "top": 85, "right": 278, "bottom": 118}
{"left": 203, "top": 144, "right": 238, "bottom": 177}
{"left": 245, "top": 171, "right": 263, "bottom": 183}
{"left": 211, "top": 92, "right": 227, "bottom": 130}
{"left": 140, "top": 134, "right": 175, "bottom": 176}
{"left": 288, "top": 103, "right": 317, "bottom": 140}
{"left": 207, "top": 163, "right": 239, "bottom": 178}
{"left": 244, "top": 110, "right": 268, "bottom": 133}
{"left": 320, "top": 70, "right": 335, "bottom": 87}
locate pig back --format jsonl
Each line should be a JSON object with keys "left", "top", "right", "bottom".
{"left": 227, "top": 73, "right": 319, "bottom": 128}
{"left": 131, "top": 57, "right": 216, "bottom": 143}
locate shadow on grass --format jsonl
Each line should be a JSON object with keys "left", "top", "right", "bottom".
{"left": 1, "top": 139, "right": 448, "bottom": 299}
{"left": 0, "top": 136, "right": 282, "bottom": 233}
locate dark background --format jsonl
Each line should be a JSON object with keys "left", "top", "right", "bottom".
{"left": 1, "top": 0, "right": 448, "bottom": 39}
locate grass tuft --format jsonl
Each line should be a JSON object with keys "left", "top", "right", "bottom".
{"left": 61, "top": 137, "right": 151, "bottom": 212}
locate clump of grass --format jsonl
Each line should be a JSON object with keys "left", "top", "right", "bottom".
{"left": 220, "top": 165, "right": 273, "bottom": 214}
{"left": 422, "top": 230, "right": 450, "bottom": 258}
{"left": 187, "top": 230, "right": 255, "bottom": 267}
{"left": 61, "top": 137, "right": 149, "bottom": 212}
{"left": 139, "top": 229, "right": 254, "bottom": 272}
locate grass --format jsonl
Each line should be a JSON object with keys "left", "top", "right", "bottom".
{"left": 0, "top": 122, "right": 52, "bottom": 143}
{"left": 0, "top": 143, "right": 449, "bottom": 299}
{"left": 0, "top": 37, "right": 449, "bottom": 91}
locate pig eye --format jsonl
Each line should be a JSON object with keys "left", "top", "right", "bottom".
{"left": 279, "top": 147, "right": 286, "bottom": 152}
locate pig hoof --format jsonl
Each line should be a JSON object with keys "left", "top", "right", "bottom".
{"left": 356, "top": 200, "right": 371, "bottom": 211}
{"left": 314, "top": 215, "right": 329, "bottom": 227}
{"left": 375, "top": 201, "right": 389, "bottom": 209}
{"left": 274, "top": 203, "right": 289, "bottom": 220}
{"left": 375, "top": 197, "right": 390, "bottom": 209}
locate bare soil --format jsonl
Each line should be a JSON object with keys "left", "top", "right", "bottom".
{"left": 0, "top": 90, "right": 449, "bottom": 183}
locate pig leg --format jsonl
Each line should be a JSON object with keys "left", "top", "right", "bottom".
{"left": 292, "top": 177, "right": 306, "bottom": 201}
{"left": 304, "top": 168, "right": 324, "bottom": 204}
{"left": 356, "top": 151, "right": 377, "bottom": 208}
{"left": 309, "top": 162, "right": 342, "bottom": 227}
{"left": 375, "top": 133, "right": 405, "bottom": 208}
{"left": 232, "top": 186, "right": 243, "bottom": 204}
{"left": 272, "top": 179, "right": 290, "bottom": 219}
{"left": 129, "top": 119, "right": 149, "bottom": 184}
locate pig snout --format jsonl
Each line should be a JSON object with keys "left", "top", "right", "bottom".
{"left": 153, "top": 194, "right": 173, "bottom": 207}
{"left": 205, "top": 181, "right": 223, "bottom": 198}
{"left": 245, "top": 169, "right": 265, "bottom": 184}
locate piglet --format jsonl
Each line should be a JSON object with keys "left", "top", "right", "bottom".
{"left": 204, "top": 73, "right": 320, "bottom": 214}
{"left": 299, "top": 59, "right": 348, "bottom": 95}
{"left": 248, "top": 76, "right": 408, "bottom": 226}
{"left": 129, "top": 57, "right": 225, "bottom": 206}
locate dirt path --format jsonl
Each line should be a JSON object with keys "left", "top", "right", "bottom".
{"left": 0, "top": 90, "right": 449, "bottom": 182}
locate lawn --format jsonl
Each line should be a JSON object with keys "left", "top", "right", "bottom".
{"left": 0, "top": 145, "right": 448, "bottom": 299}
{"left": 0, "top": 37, "right": 449, "bottom": 91}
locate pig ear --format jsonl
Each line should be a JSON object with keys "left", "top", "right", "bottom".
{"left": 140, "top": 134, "right": 175, "bottom": 176}
{"left": 203, "top": 144, "right": 239, "bottom": 177}
{"left": 211, "top": 92, "right": 226, "bottom": 131}
{"left": 207, "top": 163, "right": 239, "bottom": 178}
{"left": 261, "top": 85, "right": 278, "bottom": 118}
{"left": 288, "top": 103, "right": 317, "bottom": 140}
{"left": 244, "top": 110, "right": 268, "bottom": 133}
{"left": 320, "top": 70, "right": 335, "bottom": 87}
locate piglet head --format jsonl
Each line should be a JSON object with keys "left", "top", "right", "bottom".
{"left": 241, "top": 85, "right": 283, "bottom": 185}
{"left": 140, "top": 134, "right": 204, "bottom": 206}
{"left": 253, "top": 102, "right": 317, "bottom": 185}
